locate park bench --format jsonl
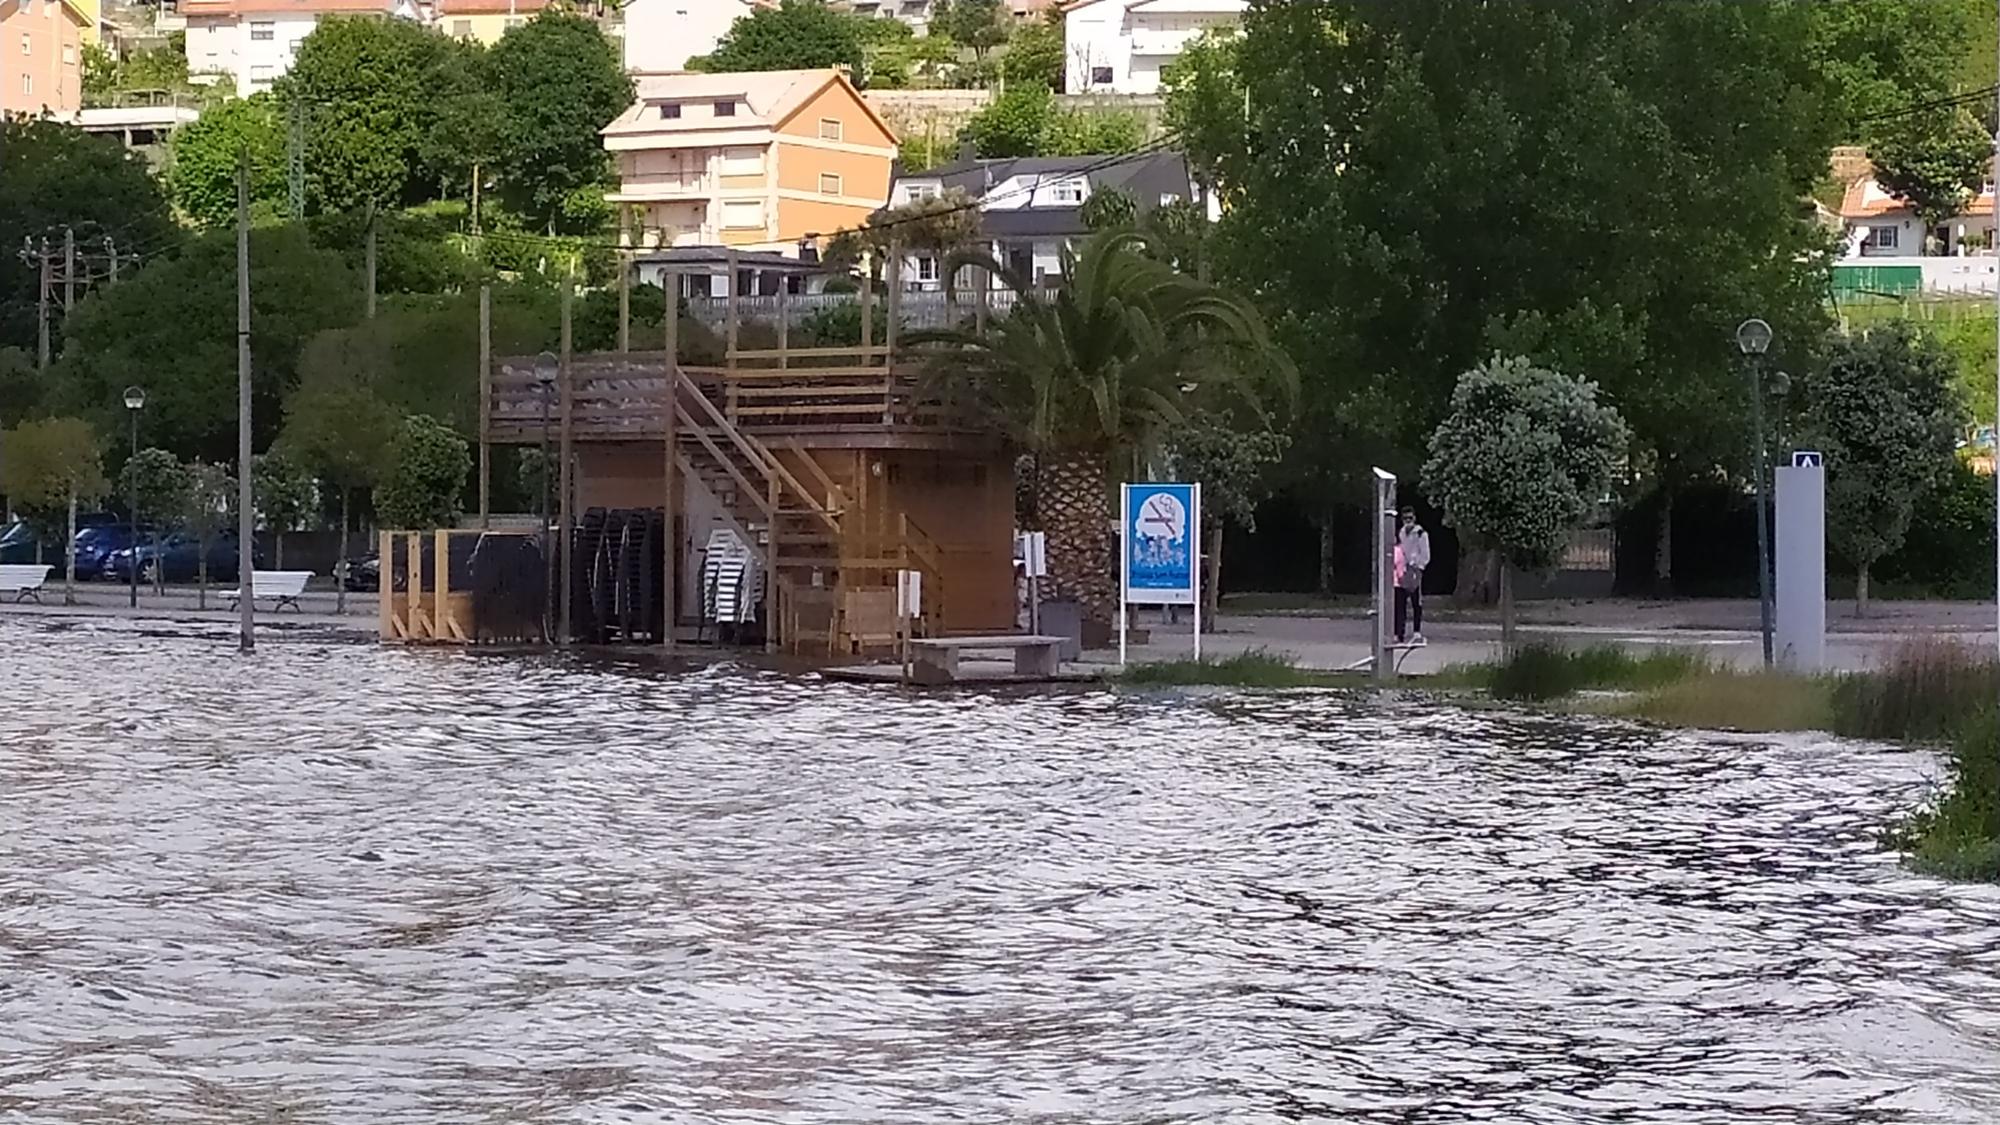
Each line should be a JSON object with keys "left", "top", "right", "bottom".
{"left": 223, "top": 570, "right": 313, "bottom": 612}
{"left": 907, "top": 634, "right": 1067, "bottom": 685}
{"left": 0, "top": 564, "right": 51, "bottom": 604}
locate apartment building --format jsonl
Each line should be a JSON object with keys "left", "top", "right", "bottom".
{"left": 1064, "top": 0, "right": 1243, "bottom": 94}
{"left": 603, "top": 68, "right": 897, "bottom": 255}
{"left": 436, "top": 0, "right": 544, "bottom": 44}
{"left": 1, "top": 0, "right": 87, "bottom": 116}
{"left": 182, "top": 0, "right": 419, "bottom": 93}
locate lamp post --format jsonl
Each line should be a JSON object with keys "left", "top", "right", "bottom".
{"left": 1736, "top": 318, "right": 1775, "bottom": 668}
{"left": 123, "top": 385, "right": 145, "bottom": 609}
{"left": 533, "top": 350, "right": 557, "bottom": 640}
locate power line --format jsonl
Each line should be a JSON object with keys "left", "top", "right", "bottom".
{"left": 1855, "top": 83, "right": 2000, "bottom": 126}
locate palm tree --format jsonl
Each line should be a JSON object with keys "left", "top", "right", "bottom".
{"left": 913, "top": 229, "right": 1294, "bottom": 627}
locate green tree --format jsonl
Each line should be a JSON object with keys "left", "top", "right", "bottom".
{"left": 1422, "top": 357, "right": 1628, "bottom": 645}
{"left": 962, "top": 86, "right": 1143, "bottom": 157}
{"left": 690, "top": 0, "right": 867, "bottom": 77}
{"left": 1175, "top": 0, "right": 1840, "bottom": 594}
{"left": 916, "top": 230, "right": 1294, "bottom": 625}
{"left": 374, "top": 414, "right": 471, "bottom": 530}
{"left": 1000, "top": 17, "right": 1064, "bottom": 90}
{"left": 0, "top": 119, "right": 175, "bottom": 356}
{"left": 1870, "top": 109, "right": 1992, "bottom": 231}
{"left": 281, "top": 368, "right": 398, "bottom": 612}
{"left": 1079, "top": 186, "right": 1138, "bottom": 231}
{"left": 1166, "top": 413, "right": 1288, "bottom": 624}
{"left": 119, "top": 446, "right": 192, "bottom": 595}
{"left": 182, "top": 460, "right": 236, "bottom": 607}
{"left": 824, "top": 187, "right": 984, "bottom": 269}
{"left": 422, "top": 59, "right": 506, "bottom": 209}
{"left": 166, "top": 94, "right": 287, "bottom": 227}
{"left": 933, "top": 0, "right": 1007, "bottom": 61}
{"left": 1798, "top": 324, "right": 1966, "bottom": 615}
{"left": 278, "top": 15, "right": 460, "bottom": 211}
{"left": 0, "top": 347, "right": 42, "bottom": 427}
{"left": 53, "top": 223, "right": 362, "bottom": 462}
{"left": 488, "top": 13, "right": 633, "bottom": 233}
{"left": 0, "top": 417, "right": 108, "bottom": 600}
{"left": 252, "top": 450, "right": 318, "bottom": 569}
{"left": 1809, "top": 0, "right": 1986, "bottom": 143}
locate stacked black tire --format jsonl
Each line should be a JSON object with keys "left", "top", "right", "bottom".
{"left": 568, "top": 508, "right": 669, "bottom": 645}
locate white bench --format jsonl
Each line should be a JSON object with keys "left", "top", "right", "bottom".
{"left": 907, "top": 634, "right": 1067, "bottom": 684}
{"left": 0, "top": 564, "right": 51, "bottom": 603}
{"left": 223, "top": 570, "right": 313, "bottom": 612}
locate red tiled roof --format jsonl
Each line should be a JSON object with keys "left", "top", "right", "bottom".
{"left": 436, "top": 0, "right": 546, "bottom": 14}
{"left": 1842, "top": 174, "right": 1996, "bottom": 219}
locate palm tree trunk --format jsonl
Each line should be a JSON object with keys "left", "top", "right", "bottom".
{"left": 1500, "top": 565, "right": 1517, "bottom": 653}
{"left": 1654, "top": 487, "right": 1674, "bottom": 594}
{"left": 1040, "top": 455, "right": 1117, "bottom": 629}
{"left": 1203, "top": 516, "right": 1222, "bottom": 630}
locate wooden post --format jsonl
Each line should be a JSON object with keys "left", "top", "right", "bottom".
{"left": 377, "top": 529, "right": 393, "bottom": 640}
{"left": 859, "top": 255, "right": 874, "bottom": 364}
{"left": 559, "top": 280, "right": 575, "bottom": 647}
{"left": 765, "top": 475, "right": 779, "bottom": 654}
{"left": 477, "top": 284, "right": 491, "bottom": 529}
{"left": 884, "top": 241, "right": 902, "bottom": 424}
{"left": 434, "top": 528, "right": 451, "bottom": 641}
{"left": 776, "top": 280, "right": 789, "bottom": 370}
{"left": 663, "top": 271, "right": 679, "bottom": 651}
{"left": 724, "top": 249, "right": 740, "bottom": 422}
{"left": 617, "top": 252, "right": 631, "bottom": 354}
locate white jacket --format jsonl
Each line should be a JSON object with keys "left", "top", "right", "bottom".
{"left": 1398, "top": 525, "right": 1431, "bottom": 571}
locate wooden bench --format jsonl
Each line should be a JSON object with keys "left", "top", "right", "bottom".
{"left": 223, "top": 570, "right": 313, "bottom": 612}
{"left": 907, "top": 634, "right": 1067, "bottom": 685}
{"left": 0, "top": 564, "right": 52, "bottom": 603}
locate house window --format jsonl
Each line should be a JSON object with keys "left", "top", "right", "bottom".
{"left": 1051, "top": 181, "right": 1084, "bottom": 205}
{"left": 713, "top": 100, "right": 736, "bottom": 117}
{"left": 819, "top": 172, "right": 842, "bottom": 195}
{"left": 451, "top": 18, "right": 472, "bottom": 35}
{"left": 504, "top": 16, "right": 524, "bottom": 26}
{"left": 62, "top": 43, "right": 74, "bottom": 64}
{"left": 250, "top": 20, "right": 274, "bottom": 39}
{"left": 658, "top": 102, "right": 681, "bottom": 119}
{"left": 719, "top": 146, "right": 763, "bottom": 175}
{"left": 721, "top": 200, "right": 763, "bottom": 229}
{"left": 1091, "top": 65, "right": 1113, "bottom": 85}
{"left": 906, "top": 183, "right": 938, "bottom": 202}
{"left": 19, "top": 74, "right": 30, "bottom": 94}
{"left": 250, "top": 64, "right": 274, "bottom": 85}
{"left": 916, "top": 256, "right": 939, "bottom": 283}
{"left": 818, "top": 117, "right": 842, "bottom": 141}
{"left": 20, "top": 32, "right": 31, "bottom": 55}
{"left": 1866, "top": 225, "right": 1900, "bottom": 251}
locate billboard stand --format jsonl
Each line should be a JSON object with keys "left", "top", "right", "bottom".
{"left": 1120, "top": 482, "right": 1201, "bottom": 668}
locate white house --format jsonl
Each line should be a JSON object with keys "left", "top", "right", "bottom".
{"left": 181, "top": 0, "right": 420, "bottom": 93}
{"left": 620, "top": 0, "right": 769, "bottom": 73}
{"left": 1839, "top": 174, "right": 1995, "bottom": 258}
{"left": 1063, "top": 0, "right": 1243, "bottom": 95}
{"left": 884, "top": 149, "right": 1209, "bottom": 289}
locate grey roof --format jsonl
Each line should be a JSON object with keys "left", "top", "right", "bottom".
{"left": 889, "top": 149, "right": 1197, "bottom": 241}
{"left": 629, "top": 246, "right": 831, "bottom": 273}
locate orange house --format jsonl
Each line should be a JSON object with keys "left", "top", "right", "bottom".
{"left": 0, "top": 0, "right": 86, "bottom": 117}
{"left": 602, "top": 68, "right": 898, "bottom": 256}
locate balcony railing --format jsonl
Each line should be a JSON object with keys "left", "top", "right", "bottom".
{"left": 615, "top": 172, "right": 713, "bottom": 199}
{"left": 685, "top": 289, "right": 1022, "bottom": 330}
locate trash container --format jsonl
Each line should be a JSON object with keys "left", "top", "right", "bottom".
{"left": 1039, "top": 598, "right": 1083, "bottom": 662}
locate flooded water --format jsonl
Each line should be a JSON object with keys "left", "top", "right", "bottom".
{"left": 4, "top": 617, "right": 2000, "bottom": 1123}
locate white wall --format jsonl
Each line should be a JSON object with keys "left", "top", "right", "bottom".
{"left": 624, "top": 0, "right": 741, "bottom": 72}
{"left": 1064, "top": 2, "right": 1127, "bottom": 94}
{"left": 187, "top": 10, "right": 330, "bottom": 92}
{"left": 1064, "top": 0, "right": 1242, "bottom": 94}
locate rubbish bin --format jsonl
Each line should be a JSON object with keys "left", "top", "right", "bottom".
{"left": 1039, "top": 598, "right": 1083, "bottom": 662}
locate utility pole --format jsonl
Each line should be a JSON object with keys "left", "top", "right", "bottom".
{"left": 558, "top": 280, "right": 574, "bottom": 647}
{"left": 237, "top": 149, "right": 256, "bottom": 653}
{"left": 62, "top": 227, "right": 75, "bottom": 312}
{"left": 106, "top": 236, "right": 119, "bottom": 283}
{"left": 35, "top": 238, "right": 50, "bottom": 372}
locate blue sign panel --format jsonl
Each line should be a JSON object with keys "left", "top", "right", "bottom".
{"left": 1123, "top": 482, "right": 1199, "bottom": 605}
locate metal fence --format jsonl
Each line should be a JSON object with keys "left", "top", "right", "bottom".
{"left": 685, "top": 289, "right": 1022, "bottom": 330}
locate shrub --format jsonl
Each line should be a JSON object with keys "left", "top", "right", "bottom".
{"left": 1487, "top": 642, "right": 1706, "bottom": 701}
{"left": 1119, "top": 649, "right": 1341, "bottom": 688}
{"left": 1890, "top": 710, "right": 2000, "bottom": 882}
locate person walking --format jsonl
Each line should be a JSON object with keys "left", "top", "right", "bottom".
{"left": 1395, "top": 507, "right": 1430, "bottom": 645}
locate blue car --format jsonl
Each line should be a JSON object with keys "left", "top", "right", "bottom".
{"left": 0, "top": 515, "right": 122, "bottom": 566}
{"left": 72, "top": 526, "right": 152, "bottom": 581}
{"left": 103, "top": 532, "right": 263, "bottom": 584}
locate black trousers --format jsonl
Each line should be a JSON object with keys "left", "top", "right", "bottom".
{"left": 1394, "top": 585, "right": 1423, "bottom": 640}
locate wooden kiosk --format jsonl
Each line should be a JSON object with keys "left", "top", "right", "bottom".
{"left": 479, "top": 261, "right": 1017, "bottom": 653}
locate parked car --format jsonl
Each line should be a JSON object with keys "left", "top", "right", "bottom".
{"left": 103, "top": 533, "right": 264, "bottom": 584}
{"left": 0, "top": 514, "right": 122, "bottom": 565}
{"left": 72, "top": 526, "right": 153, "bottom": 581}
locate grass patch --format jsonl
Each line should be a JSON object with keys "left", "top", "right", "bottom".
{"left": 1484, "top": 642, "right": 1709, "bottom": 701}
{"left": 1889, "top": 710, "right": 2000, "bottom": 882}
{"left": 1828, "top": 638, "right": 1999, "bottom": 743}
{"left": 1117, "top": 649, "right": 1351, "bottom": 688}
{"left": 1602, "top": 671, "right": 1836, "bottom": 733}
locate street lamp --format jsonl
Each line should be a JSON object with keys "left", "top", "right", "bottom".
{"left": 123, "top": 385, "right": 145, "bottom": 609}
{"left": 1736, "top": 318, "right": 1775, "bottom": 668}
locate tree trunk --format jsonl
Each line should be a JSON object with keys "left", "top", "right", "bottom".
{"left": 1040, "top": 455, "right": 1117, "bottom": 628}
{"left": 1317, "top": 507, "right": 1337, "bottom": 597}
{"left": 63, "top": 488, "right": 77, "bottom": 605}
{"left": 1654, "top": 487, "right": 1674, "bottom": 594}
{"left": 336, "top": 487, "right": 350, "bottom": 616}
{"left": 1856, "top": 563, "right": 1871, "bottom": 619}
{"left": 34, "top": 535, "right": 42, "bottom": 566}
{"left": 152, "top": 531, "right": 164, "bottom": 596}
{"left": 1500, "top": 564, "right": 1517, "bottom": 653}
{"left": 1203, "top": 517, "right": 1222, "bottom": 629}
{"left": 197, "top": 535, "right": 208, "bottom": 610}
{"left": 1456, "top": 547, "right": 1498, "bottom": 608}
{"left": 275, "top": 532, "right": 285, "bottom": 571}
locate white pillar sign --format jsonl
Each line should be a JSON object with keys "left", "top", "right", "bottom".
{"left": 1775, "top": 456, "right": 1825, "bottom": 671}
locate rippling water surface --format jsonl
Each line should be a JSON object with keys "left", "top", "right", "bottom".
{"left": 5, "top": 617, "right": 2000, "bottom": 1123}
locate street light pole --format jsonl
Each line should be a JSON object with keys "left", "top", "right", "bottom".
{"left": 534, "top": 350, "right": 557, "bottom": 644}
{"left": 124, "top": 386, "right": 144, "bottom": 609}
{"left": 1737, "top": 318, "right": 1775, "bottom": 668}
